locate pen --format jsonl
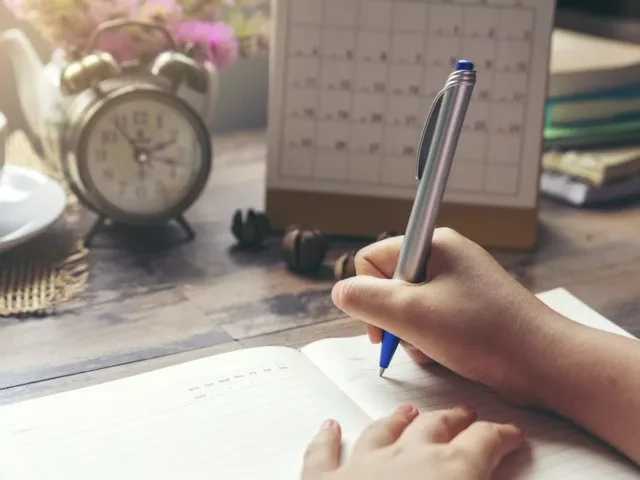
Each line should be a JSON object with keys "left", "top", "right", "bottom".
{"left": 378, "top": 60, "right": 476, "bottom": 377}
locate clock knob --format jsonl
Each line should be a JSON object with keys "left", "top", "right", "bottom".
{"left": 149, "top": 51, "right": 208, "bottom": 93}
{"left": 60, "top": 51, "right": 121, "bottom": 95}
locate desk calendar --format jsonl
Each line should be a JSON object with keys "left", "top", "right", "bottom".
{"left": 265, "top": 0, "right": 556, "bottom": 249}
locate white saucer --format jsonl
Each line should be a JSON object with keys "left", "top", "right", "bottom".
{"left": 0, "top": 165, "right": 67, "bottom": 254}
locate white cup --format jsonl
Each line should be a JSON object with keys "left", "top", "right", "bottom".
{"left": 0, "top": 113, "right": 6, "bottom": 185}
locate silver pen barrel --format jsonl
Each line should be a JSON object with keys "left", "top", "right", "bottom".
{"left": 394, "top": 68, "right": 476, "bottom": 283}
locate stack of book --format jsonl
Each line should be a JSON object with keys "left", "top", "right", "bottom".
{"left": 540, "top": 29, "right": 640, "bottom": 206}
{"left": 545, "top": 29, "right": 640, "bottom": 150}
{"left": 540, "top": 147, "right": 640, "bottom": 206}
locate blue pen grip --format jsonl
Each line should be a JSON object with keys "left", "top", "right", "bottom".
{"left": 379, "top": 331, "right": 401, "bottom": 369}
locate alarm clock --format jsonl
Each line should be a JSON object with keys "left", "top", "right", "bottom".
{"left": 59, "top": 20, "right": 213, "bottom": 246}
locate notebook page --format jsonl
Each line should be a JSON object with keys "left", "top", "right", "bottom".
{"left": 301, "top": 290, "right": 640, "bottom": 479}
{"left": 0, "top": 346, "right": 370, "bottom": 480}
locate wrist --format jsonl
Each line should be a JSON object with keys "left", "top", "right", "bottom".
{"left": 502, "top": 307, "right": 584, "bottom": 409}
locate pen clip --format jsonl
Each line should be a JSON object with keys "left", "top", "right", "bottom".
{"left": 415, "top": 88, "right": 446, "bottom": 181}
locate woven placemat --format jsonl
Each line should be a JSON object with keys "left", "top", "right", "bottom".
{"left": 0, "top": 131, "right": 88, "bottom": 317}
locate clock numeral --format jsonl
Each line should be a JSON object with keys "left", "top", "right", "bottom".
{"left": 119, "top": 181, "right": 127, "bottom": 195}
{"left": 155, "top": 181, "right": 166, "bottom": 198}
{"left": 95, "top": 149, "right": 107, "bottom": 162}
{"left": 103, "top": 169, "right": 114, "bottom": 180}
{"left": 114, "top": 114, "right": 127, "bottom": 129}
{"left": 135, "top": 185, "right": 147, "bottom": 199}
{"left": 134, "top": 111, "right": 149, "bottom": 125}
{"left": 169, "top": 128, "right": 180, "bottom": 142}
{"left": 156, "top": 114, "right": 164, "bottom": 129}
{"left": 170, "top": 165, "right": 178, "bottom": 179}
{"left": 102, "top": 130, "right": 117, "bottom": 144}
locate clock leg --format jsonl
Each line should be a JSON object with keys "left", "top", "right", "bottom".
{"left": 84, "top": 215, "right": 107, "bottom": 247}
{"left": 175, "top": 215, "right": 195, "bottom": 241}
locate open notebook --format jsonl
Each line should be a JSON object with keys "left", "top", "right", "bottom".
{"left": 0, "top": 288, "right": 638, "bottom": 479}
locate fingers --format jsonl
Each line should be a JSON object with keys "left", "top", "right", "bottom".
{"left": 333, "top": 277, "right": 432, "bottom": 361}
{"left": 450, "top": 421, "right": 523, "bottom": 474}
{"left": 351, "top": 404, "right": 419, "bottom": 455}
{"left": 353, "top": 238, "right": 404, "bottom": 344}
{"left": 367, "top": 324, "right": 382, "bottom": 344}
{"left": 332, "top": 275, "right": 411, "bottom": 332}
{"left": 399, "top": 406, "right": 476, "bottom": 445}
{"left": 351, "top": 236, "right": 430, "bottom": 348}
{"left": 366, "top": 329, "right": 431, "bottom": 365}
{"left": 355, "top": 228, "right": 462, "bottom": 282}
{"left": 301, "top": 419, "right": 342, "bottom": 480}
{"left": 354, "top": 236, "right": 404, "bottom": 279}
{"left": 401, "top": 341, "right": 433, "bottom": 365}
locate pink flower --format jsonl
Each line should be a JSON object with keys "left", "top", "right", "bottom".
{"left": 3, "top": 0, "right": 23, "bottom": 15}
{"left": 3, "top": 0, "right": 243, "bottom": 67}
{"left": 177, "top": 20, "right": 238, "bottom": 69}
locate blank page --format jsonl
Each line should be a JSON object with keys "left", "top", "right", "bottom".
{"left": 302, "top": 289, "right": 640, "bottom": 478}
{"left": 0, "top": 347, "right": 370, "bottom": 480}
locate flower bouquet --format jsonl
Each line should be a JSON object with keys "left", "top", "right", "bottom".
{"left": 3, "top": 0, "right": 271, "bottom": 69}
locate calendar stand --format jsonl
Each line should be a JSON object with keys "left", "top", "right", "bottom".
{"left": 266, "top": 189, "right": 538, "bottom": 249}
{"left": 265, "top": 0, "right": 555, "bottom": 251}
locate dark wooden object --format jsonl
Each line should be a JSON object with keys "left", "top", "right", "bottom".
{"left": 266, "top": 188, "right": 539, "bottom": 250}
{"left": 1, "top": 129, "right": 639, "bottom": 405}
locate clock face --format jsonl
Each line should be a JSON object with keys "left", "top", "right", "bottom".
{"left": 81, "top": 92, "right": 207, "bottom": 218}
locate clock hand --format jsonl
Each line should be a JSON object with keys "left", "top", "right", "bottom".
{"left": 112, "top": 120, "right": 138, "bottom": 149}
{"left": 150, "top": 137, "right": 178, "bottom": 152}
{"left": 153, "top": 157, "right": 185, "bottom": 167}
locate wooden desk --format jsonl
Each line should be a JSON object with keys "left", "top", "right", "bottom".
{"left": 1, "top": 130, "right": 639, "bottom": 405}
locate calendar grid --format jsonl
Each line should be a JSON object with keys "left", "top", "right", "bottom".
{"left": 515, "top": 9, "right": 536, "bottom": 198}
{"left": 276, "top": 0, "right": 292, "bottom": 182}
{"left": 484, "top": 4, "right": 500, "bottom": 193}
{"left": 377, "top": 0, "right": 393, "bottom": 187}
{"left": 270, "top": 0, "right": 553, "bottom": 208}
{"left": 345, "top": 0, "right": 367, "bottom": 184}
{"left": 311, "top": 0, "right": 324, "bottom": 181}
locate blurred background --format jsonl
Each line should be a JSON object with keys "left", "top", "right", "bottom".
{"left": 0, "top": 0, "right": 271, "bottom": 136}
{"left": 1, "top": 0, "right": 639, "bottom": 137}
{"left": 556, "top": 0, "right": 640, "bottom": 43}
{"left": 1, "top": 0, "right": 640, "bottom": 218}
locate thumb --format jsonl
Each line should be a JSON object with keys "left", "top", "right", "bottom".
{"left": 332, "top": 275, "right": 411, "bottom": 335}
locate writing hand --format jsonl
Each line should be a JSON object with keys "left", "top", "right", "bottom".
{"left": 332, "top": 228, "right": 566, "bottom": 406}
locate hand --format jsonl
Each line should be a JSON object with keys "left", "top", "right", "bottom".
{"left": 302, "top": 404, "right": 523, "bottom": 480}
{"left": 112, "top": 120, "right": 138, "bottom": 149}
{"left": 152, "top": 157, "right": 183, "bottom": 166}
{"left": 331, "top": 228, "right": 577, "bottom": 406}
{"left": 149, "top": 137, "right": 177, "bottom": 152}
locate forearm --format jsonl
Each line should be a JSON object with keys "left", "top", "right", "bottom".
{"left": 530, "top": 314, "right": 640, "bottom": 464}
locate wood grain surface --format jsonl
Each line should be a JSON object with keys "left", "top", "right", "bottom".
{"left": 1, "top": 129, "right": 639, "bottom": 405}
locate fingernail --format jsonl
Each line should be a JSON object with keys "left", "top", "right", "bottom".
{"left": 458, "top": 405, "right": 476, "bottom": 418}
{"left": 503, "top": 424, "right": 524, "bottom": 441}
{"left": 395, "top": 404, "right": 417, "bottom": 417}
{"left": 331, "top": 281, "right": 345, "bottom": 305}
{"left": 321, "top": 419, "right": 336, "bottom": 431}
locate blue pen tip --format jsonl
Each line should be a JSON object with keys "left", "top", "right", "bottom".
{"left": 455, "top": 60, "right": 474, "bottom": 71}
